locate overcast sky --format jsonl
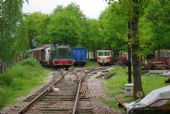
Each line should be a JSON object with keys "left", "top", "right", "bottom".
{"left": 22, "top": 0, "right": 108, "bottom": 19}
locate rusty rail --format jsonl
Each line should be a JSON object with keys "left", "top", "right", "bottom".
{"left": 72, "top": 66, "right": 110, "bottom": 114}
{"left": 72, "top": 72, "right": 85, "bottom": 114}
{"left": 17, "top": 70, "right": 69, "bottom": 114}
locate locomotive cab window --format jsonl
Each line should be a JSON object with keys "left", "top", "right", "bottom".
{"left": 58, "top": 48, "right": 71, "bottom": 58}
{"left": 98, "top": 52, "right": 104, "bottom": 56}
{"left": 98, "top": 51, "right": 111, "bottom": 56}
{"left": 104, "top": 52, "right": 110, "bottom": 56}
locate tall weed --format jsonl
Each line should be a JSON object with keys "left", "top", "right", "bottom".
{"left": 0, "top": 58, "right": 48, "bottom": 107}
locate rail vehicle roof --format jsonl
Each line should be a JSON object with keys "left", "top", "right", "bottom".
{"left": 71, "top": 47, "right": 87, "bottom": 50}
{"left": 121, "top": 85, "right": 170, "bottom": 113}
{"left": 52, "top": 45, "right": 70, "bottom": 48}
{"left": 97, "top": 50, "right": 112, "bottom": 52}
{"left": 72, "top": 47, "right": 86, "bottom": 49}
{"left": 32, "top": 44, "right": 51, "bottom": 51}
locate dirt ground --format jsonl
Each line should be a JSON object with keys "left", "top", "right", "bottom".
{"left": 86, "top": 74, "right": 123, "bottom": 114}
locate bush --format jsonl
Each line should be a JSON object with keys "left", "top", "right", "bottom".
{"left": 20, "top": 58, "right": 40, "bottom": 67}
{"left": 0, "top": 58, "right": 48, "bottom": 107}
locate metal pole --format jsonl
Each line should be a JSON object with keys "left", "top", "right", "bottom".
{"left": 128, "top": 21, "right": 132, "bottom": 83}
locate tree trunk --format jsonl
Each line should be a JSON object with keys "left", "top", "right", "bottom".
{"left": 131, "top": 0, "right": 144, "bottom": 98}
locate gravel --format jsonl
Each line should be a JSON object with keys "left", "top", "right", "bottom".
{"left": 86, "top": 73, "right": 123, "bottom": 114}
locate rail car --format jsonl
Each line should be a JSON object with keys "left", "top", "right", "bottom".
{"left": 72, "top": 47, "right": 87, "bottom": 66}
{"left": 118, "top": 51, "right": 128, "bottom": 65}
{"left": 31, "top": 44, "right": 51, "bottom": 65}
{"left": 87, "top": 51, "right": 96, "bottom": 61}
{"left": 50, "top": 43, "right": 74, "bottom": 69}
{"left": 96, "top": 50, "right": 113, "bottom": 65}
{"left": 45, "top": 47, "right": 51, "bottom": 66}
{"left": 155, "top": 49, "right": 170, "bottom": 67}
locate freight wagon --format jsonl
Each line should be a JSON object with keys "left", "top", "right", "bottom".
{"left": 32, "top": 44, "right": 51, "bottom": 65}
{"left": 72, "top": 47, "right": 87, "bottom": 66}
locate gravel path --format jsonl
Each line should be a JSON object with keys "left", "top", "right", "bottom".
{"left": 86, "top": 75, "right": 122, "bottom": 114}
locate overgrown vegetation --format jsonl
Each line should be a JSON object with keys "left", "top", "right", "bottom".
{"left": 85, "top": 61, "right": 99, "bottom": 68}
{"left": 0, "top": 58, "right": 49, "bottom": 107}
{"left": 102, "top": 67, "right": 169, "bottom": 109}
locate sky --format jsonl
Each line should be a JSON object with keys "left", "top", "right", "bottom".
{"left": 22, "top": 0, "right": 108, "bottom": 19}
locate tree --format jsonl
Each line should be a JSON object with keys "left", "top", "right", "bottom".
{"left": 86, "top": 19, "right": 102, "bottom": 50}
{"left": 48, "top": 3, "right": 86, "bottom": 47}
{"left": 105, "top": 0, "right": 152, "bottom": 98}
{"left": 145, "top": 0, "right": 170, "bottom": 58}
{"left": 99, "top": 3, "right": 128, "bottom": 53}
{"left": 0, "top": 0, "right": 28, "bottom": 61}
{"left": 130, "top": 0, "right": 145, "bottom": 98}
{"left": 23, "top": 12, "right": 49, "bottom": 48}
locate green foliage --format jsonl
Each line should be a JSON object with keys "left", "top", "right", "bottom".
{"left": 23, "top": 12, "right": 49, "bottom": 47}
{"left": 144, "top": 0, "right": 170, "bottom": 50}
{"left": 48, "top": 3, "right": 86, "bottom": 47}
{"left": 48, "top": 12, "right": 80, "bottom": 46}
{"left": 0, "top": 58, "right": 49, "bottom": 107}
{"left": 99, "top": 3, "right": 128, "bottom": 52}
{"left": 0, "top": 0, "right": 28, "bottom": 61}
{"left": 84, "top": 19, "right": 104, "bottom": 50}
{"left": 139, "top": 17, "right": 154, "bottom": 56}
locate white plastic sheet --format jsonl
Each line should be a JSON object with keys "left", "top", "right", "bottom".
{"left": 123, "top": 85, "right": 170, "bottom": 113}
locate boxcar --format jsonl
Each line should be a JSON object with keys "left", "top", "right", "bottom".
{"left": 32, "top": 44, "right": 51, "bottom": 65}
{"left": 45, "top": 47, "right": 51, "bottom": 66}
{"left": 72, "top": 47, "right": 87, "bottom": 66}
{"left": 50, "top": 43, "right": 74, "bottom": 69}
{"left": 97, "top": 50, "right": 113, "bottom": 65}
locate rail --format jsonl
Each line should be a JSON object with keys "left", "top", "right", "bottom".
{"left": 72, "top": 66, "right": 110, "bottom": 114}
{"left": 17, "top": 70, "right": 69, "bottom": 114}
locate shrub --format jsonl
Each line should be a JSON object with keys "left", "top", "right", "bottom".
{"left": 0, "top": 58, "right": 48, "bottom": 107}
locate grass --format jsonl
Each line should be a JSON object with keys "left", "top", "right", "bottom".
{"left": 0, "top": 58, "right": 49, "bottom": 107}
{"left": 85, "top": 61, "right": 99, "bottom": 67}
{"left": 101, "top": 66, "right": 170, "bottom": 110}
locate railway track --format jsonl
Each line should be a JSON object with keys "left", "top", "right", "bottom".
{"left": 4, "top": 66, "right": 110, "bottom": 114}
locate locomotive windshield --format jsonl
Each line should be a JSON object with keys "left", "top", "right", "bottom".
{"left": 58, "top": 48, "right": 71, "bottom": 58}
{"left": 98, "top": 52, "right": 110, "bottom": 56}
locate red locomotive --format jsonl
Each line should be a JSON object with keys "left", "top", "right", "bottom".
{"left": 96, "top": 50, "right": 113, "bottom": 65}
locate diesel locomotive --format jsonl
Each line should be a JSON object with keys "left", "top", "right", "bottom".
{"left": 30, "top": 43, "right": 74, "bottom": 69}
{"left": 96, "top": 50, "right": 113, "bottom": 65}
{"left": 50, "top": 43, "right": 74, "bottom": 69}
